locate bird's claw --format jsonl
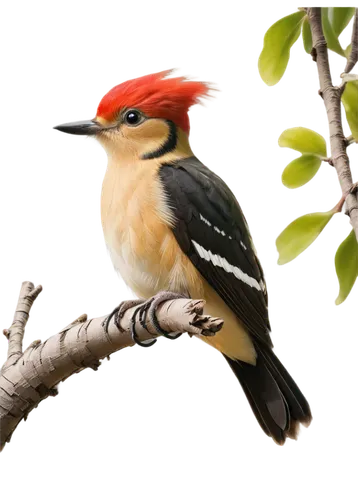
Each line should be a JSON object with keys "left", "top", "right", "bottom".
{"left": 131, "top": 291, "right": 187, "bottom": 347}
{"left": 103, "top": 292, "right": 187, "bottom": 348}
{"left": 103, "top": 299, "right": 143, "bottom": 334}
{"left": 130, "top": 303, "right": 158, "bottom": 347}
{"left": 145, "top": 291, "right": 187, "bottom": 340}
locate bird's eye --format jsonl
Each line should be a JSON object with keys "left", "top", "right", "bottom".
{"left": 124, "top": 110, "right": 142, "bottom": 126}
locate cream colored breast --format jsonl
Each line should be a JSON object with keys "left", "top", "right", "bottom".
{"left": 101, "top": 160, "right": 203, "bottom": 299}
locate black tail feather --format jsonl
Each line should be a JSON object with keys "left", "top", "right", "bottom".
{"left": 224, "top": 344, "right": 312, "bottom": 445}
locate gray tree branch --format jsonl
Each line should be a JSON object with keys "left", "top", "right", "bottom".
{"left": 308, "top": 7, "right": 358, "bottom": 241}
{"left": 345, "top": 8, "right": 358, "bottom": 74}
{"left": 0, "top": 281, "right": 223, "bottom": 452}
{"left": 2, "top": 282, "right": 42, "bottom": 373}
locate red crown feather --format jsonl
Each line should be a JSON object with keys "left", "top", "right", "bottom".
{"left": 96, "top": 70, "right": 211, "bottom": 133}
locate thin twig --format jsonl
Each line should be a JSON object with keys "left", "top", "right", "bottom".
{"left": 6, "top": 280, "right": 44, "bottom": 365}
{"left": 338, "top": 72, "right": 358, "bottom": 99}
{"left": 344, "top": 7, "right": 358, "bottom": 73}
{"left": 308, "top": 8, "right": 358, "bottom": 242}
{"left": 346, "top": 135, "right": 357, "bottom": 147}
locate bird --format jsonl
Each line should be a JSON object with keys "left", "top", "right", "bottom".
{"left": 54, "top": 70, "right": 312, "bottom": 444}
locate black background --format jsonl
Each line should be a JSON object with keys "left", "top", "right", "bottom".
{"left": 0, "top": 3, "right": 357, "bottom": 457}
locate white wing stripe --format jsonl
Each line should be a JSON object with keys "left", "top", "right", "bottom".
{"left": 192, "top": 240, "right": 262, "bottom": 291}
{"left": 199, "top": 214, "right": 212, "bottom": 227}
{"left": 199, "top": 214, "right": 229, "bottom": 239}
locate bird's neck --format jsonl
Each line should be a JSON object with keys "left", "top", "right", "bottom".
{"left": 157, "top": 127, "right": 194, "bottom": 164}
{"left": 101, "top": 129, "right": 194, "bottom": 249}
{"left": 105, "top": 127, "right": 194, "bottom": 168}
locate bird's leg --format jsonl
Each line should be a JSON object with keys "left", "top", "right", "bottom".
{"left": 103, "top": 292, "right": 187, "bottom": 348}
{"left": 103, "top": 299, "right": 144, "bottom": 335}
{"left": 131, "top": 291, "right": 187, "bottom": 349}
{"left": 103, "top": 298, "right": 158, "bottom": 347}
{"left": 148, "top": 291, "right": 188, "bottom": 341}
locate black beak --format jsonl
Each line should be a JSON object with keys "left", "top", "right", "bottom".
{"left": 53, "top": 119, "right": 103, "bottom": 136}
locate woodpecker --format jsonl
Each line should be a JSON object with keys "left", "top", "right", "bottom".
{"left": 55, "top": 70, "right": 312, "bottom": 444}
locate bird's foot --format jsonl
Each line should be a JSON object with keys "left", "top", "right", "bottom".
{"left": 131, "top": 291, "right": 187, "bottom": 347}
{"left": 103, "top": 299, "right": 144, "bottom": 335}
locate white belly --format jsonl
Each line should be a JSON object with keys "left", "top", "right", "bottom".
{"left": 106, "top": 226, "right": 203, "bottom": 300}
{"left": 101, "top": 160, "right": 203, "bottom": 300}
{"left": 108, "top": 243, "right": 168, "bottom": 299}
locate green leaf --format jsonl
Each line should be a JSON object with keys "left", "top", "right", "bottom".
{"left": 282, "top": 155, "right": 321, "bottom": 188}
{"left": 276, "top": 211, "right": 334, "bottom": 265}
{"left": 345, "top": 43, "right": 352, "bottom": 58}
{"left": 278, "top": 127, "right": 327, "bottom": 156}
{"left": 322, "top": 8, "right": 345, "bottom": 56}
{"left": 342, "top": 81, "right": 358, "bottom": 141}
{"left": 302, "top": 16, "right": 313, "bottom": 54}
{"left": 258, "top": 11, "right": 305, "bottom": 86}
{"left": 335, "top": 230, "right": 358, "bottom": 305}
{"left": 330, "top": 7, "right": 355, "bottom": 36}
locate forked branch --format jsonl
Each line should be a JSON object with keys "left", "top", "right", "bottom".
{"left": 0, "top": 282, "right": 223, "bottom": 452}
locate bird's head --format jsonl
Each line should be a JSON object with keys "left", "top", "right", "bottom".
{"left": 55, "top": 70, "right": 211, "bottom": 161}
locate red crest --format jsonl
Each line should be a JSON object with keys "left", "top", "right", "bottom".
{"left": 96, "top": 70, "right": 211, "bottom": 133}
